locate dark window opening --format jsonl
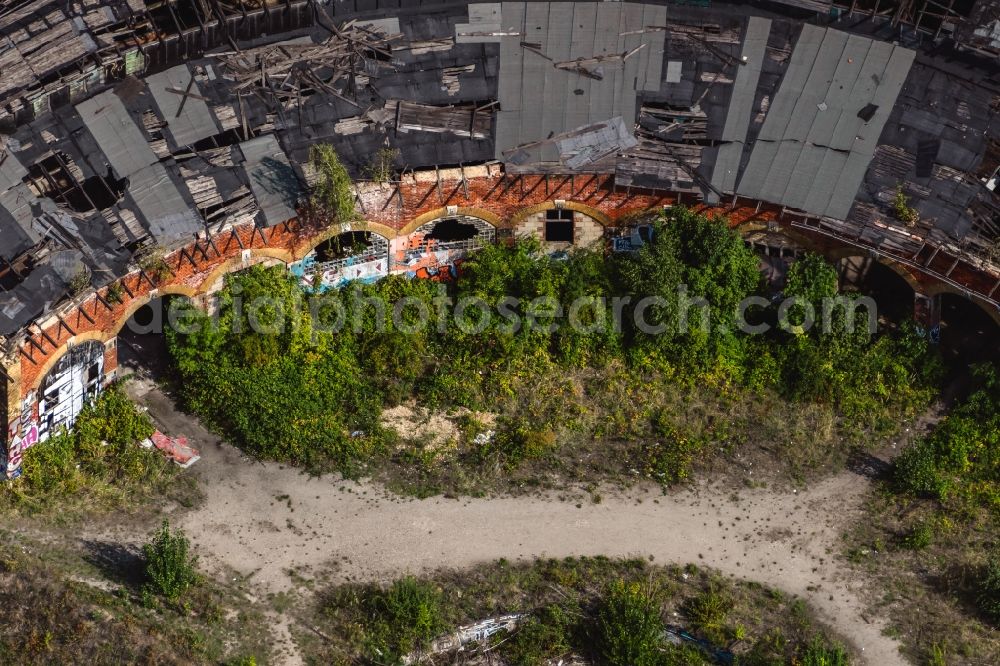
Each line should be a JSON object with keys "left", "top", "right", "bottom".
{"left": 87, "top": 363, "right": 100, "bottom": 382}
{"left": 427, "top": 218, "right": 478, "bottom": 242}
{"left": 545, "top": 208, "right": 574, "bottom": 242}
{"left": 315, "top": 231, "right": 374, "bottom": 262}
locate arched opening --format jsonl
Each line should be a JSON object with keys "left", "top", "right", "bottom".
{"left": 838, "top": 257, "right": 915, "bottom": 324}
{"left": 291, "top": 231, "right": 389, "bottom": 291}
{"left": 743, "top": 230, "right": 806, "bottom": 289}
{"left": 513, "top": 203, "right": 605, "bottom": 251}
{"left": 394, "top": 216, "right": 495, "bottom": 278}
{"left": 117, "top": 295, "right": 198, "bottom": 380}
{"left": 938, "top": 293, "right": 1000, "bottom": 364}
{"left": 426, "top": 218, "right": 479, "bottom": 243}
{"left": 37, "top": 340, "right": 106, "bottom": 441}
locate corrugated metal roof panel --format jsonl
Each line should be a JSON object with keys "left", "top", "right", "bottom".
{"left": 76, "top": 90, "right": 157, "bottom": 177}
{"left": 128, "top": 163, "right": 203, "bottom": 243}
{"left": 147, "top": 65, "right": 221, "bottom": 148}
{"left": 711, "top": 16, "right": 771, "bottom": 194}
{"left": 240, "top": 134, "right": 300, "bottom": 227}
{"left": 494, "top": 1, "right": 665, "bottom": 166}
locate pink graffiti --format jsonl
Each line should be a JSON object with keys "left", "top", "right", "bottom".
{"left": 5, "top": 423, "right": 38, "bottom": 480}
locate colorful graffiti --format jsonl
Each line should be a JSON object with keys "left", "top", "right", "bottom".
{"left": 291, "top": 232, "right": 390, "bottom": 292}
{"left": 4, "top": 421, "right": 38, "bottom": 480}
{"left": 391, "top": 216, "right": 495, "bottom": 280}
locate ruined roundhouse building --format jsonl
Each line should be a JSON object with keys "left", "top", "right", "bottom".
{"left": 1, "top": 0, "right": 998, "bottom": 477}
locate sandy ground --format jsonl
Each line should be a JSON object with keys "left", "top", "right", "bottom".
{"left": 115, "top": 377, "right": 905, "bottom": 666}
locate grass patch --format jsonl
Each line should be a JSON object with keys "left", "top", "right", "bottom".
{"left": 847, "top": 363, "right": 1000, "bottom": 663}
{"left": 0, "top": 530, "right": 271, "bottom": 665}
{"left": 298, "top": 557, "right": 851, "bottom": 665}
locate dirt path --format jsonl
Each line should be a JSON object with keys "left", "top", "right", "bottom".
{"left": 118, "top": 377, "right": 906, "bottom": 665}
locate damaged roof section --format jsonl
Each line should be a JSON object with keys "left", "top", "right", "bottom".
{"left": 495, "top": 1, "right": 666, "bottom": 171}
{"left": 0, "top": 0, "right": 999, "bottom": 340}
{"left": 735, "top": 25, "right": 915, "bottom": 220}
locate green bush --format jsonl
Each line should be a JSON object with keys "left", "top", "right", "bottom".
{"left": 977, "top": 552, "right": 1000, "bottom": 623}
{"left": 596, "top": 580, "right": 664, "bottom": 666}
{"left": 684, "top": 583, "right": 733, "bottom": 641}
{"left": 3, "top": 383, "right": 163, "bottom": 514}
{"left": 798, "top": 636, "right": 850, "bottom": 666}
{"left": 309, "top": 143, "right": 356, "bottom": 223}
{"left": 165, "top": 208, "right": 942, "bottom": 483}
{"left": 902, "top": 522, "right": 933, "bottom": 551}
{"left": 639, "top": 416, "right": 705, "bottom": 485}
{"left": 500, "top": 604, "right": 573, "bottom": 666}
{"left": 142, "top": 519, "right": 198, "bottom": 601}
{"left": 363, "top": 576, "right": 443, "bottom": 664}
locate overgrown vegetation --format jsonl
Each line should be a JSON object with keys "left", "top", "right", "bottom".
{"left": 137, "top": 246, "right": 172, "bottom": 283}
{"left": 167, "top": 207, "right": 942, "bottom": 491}
{"left": 309, "top": 143, "right": 356, "bottom": 224}
{"left": 359, "top": 576, "right": 444, "bottom": 664}
{"left": 892, "top": 184, "right": 919, "bottom": 225}
{"left": 847, "top": 362, "right": 1000, "bottom": 663}
{"left": 300, "top": 557, "right": 851, "bottom": 665}
{"left": 0, "top": 383, "right": 195, "bottom": 519}
{"left": 0, "top": 530, "right": 270, "bottom": 665}
{"left": 67, "top": 266, "right": 91, "bottom": 295}
{"left": 363, "top": 146, "right": 399, "bottom": 184}
{"left": 142, "top": 519, "right": 198, "bottom": 602}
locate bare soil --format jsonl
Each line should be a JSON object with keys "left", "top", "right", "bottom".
{"left": 74, "top": 376, "right": 932, "bottom": 665}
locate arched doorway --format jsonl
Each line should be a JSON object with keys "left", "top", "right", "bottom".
{"left": 838, "top": 257, "right": 915, "bottom": 324}
{"left": 743, "top": 230, "right": 806, "bottom": 289}
{"left": 938, "top": 292, "right": 1000, "bottom": 363}
{"left": 37, "top": 340, "right": 106, "bottom": 441}
{"left": 291, "top": 231, "right": 390, "bottom": 291}
{"left": 117, "top": 295, "right": 199, "bottom": 380}
{"left": 392, "top": 215, "right": 495, "bottom": 279}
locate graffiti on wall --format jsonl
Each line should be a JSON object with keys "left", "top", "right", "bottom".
{"left": 37, "top": 340, "right": 105, "bottom": 442}
{"left": 3, "top": 421, "right": 39, "bottom": 480}
{"left": 290, "top": 231, "right": 390, "bottom": 291}
{"left": 391, "top": 216, "right": 495, "bottom": 280}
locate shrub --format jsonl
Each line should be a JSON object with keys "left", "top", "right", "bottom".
{"left": 902, "top": 522, "right": 933, "bottom": 550}
{"left": 309, "top": 143, "right": 356, "bottom": 223}
{"left": 500, "top": 604, "right": 573, "bottom": 666}
{"left": 137, "top": 247, "right": 172, "bottom": 283}
{"left": 977, "top": 552, "right": 1000, "bottom": 623}
{"left": 798, "top": 636, "right": 849, "bottom": 666}
{"left": 684, "top": 583, "right": 733, "bottom": 638}
{"left": 363, "top": 576, "right": 443, "bottom": 664}
{"left": 142, "top": 519, "right": 198, "bottom": 601}
{"left": 892, "top": 185, "right": 919, "bottom": 225}
{"left": 596, "top": 580, "right": 664, "bottom": 666}
{"left": 639, "top": 416, "right": 705, "bottom": 485}
{"left": 3, "top": 384, "right": 164, "bottom": 515}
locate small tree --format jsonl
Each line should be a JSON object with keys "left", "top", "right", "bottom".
{"left": 137, "top": 247, "right": 172, "bottom": 283}
{"left": 106, "top": 281, "right": 125, "bottom": 305}
{"left": 309, "top": 143, "right": 356, "bottom": 224}
{"left": 892, "top": 185, "right": 919, "bottom": 225}
{"left": 67, "top": 266, "right": 91, "bottom": 296}
{"left": 596, "top": 580, "right": 664, "bottom": 666}
{"left": 364, "top": 146, "right": 399, "bottom": 184}
{"left": 142, "top": 519, "right": 198, "bottom": 601}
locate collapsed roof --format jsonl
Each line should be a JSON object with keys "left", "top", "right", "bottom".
{"left": 0, "top": 0, "right": 997, "bottom": 338}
